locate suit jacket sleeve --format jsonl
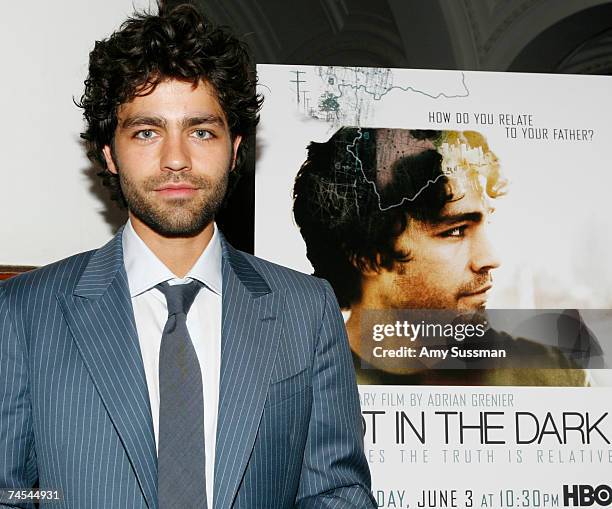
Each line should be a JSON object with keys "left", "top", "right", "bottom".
{"left": 295, "top": 280, "right": 376, "bottom": 508}
{"left": 0, "top": 286, "right": 38, "bottom": 509}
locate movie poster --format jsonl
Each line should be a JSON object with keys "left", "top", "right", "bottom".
{"left": 254, "top": 65, "right": 612, "bottom": 508}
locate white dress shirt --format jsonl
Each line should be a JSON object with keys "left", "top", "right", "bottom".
{"left": 122, "top": 219, "right": 221, "bottom": 508}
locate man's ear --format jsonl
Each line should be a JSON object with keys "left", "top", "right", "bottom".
{"left": 102, "top": 145, "right": 118, "bottom": 175}
{"left": 230, "top": 135, "right": 242, "bottom": 171}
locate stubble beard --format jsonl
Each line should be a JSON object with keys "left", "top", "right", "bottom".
{"left": 455, "top": 272, "right": 494, "bottom": 311}
{"left": 119, "top": 171, "right": 229, "bottom": 237}
{"left": 392, "top": 267, "right": 493, "bottom": 311}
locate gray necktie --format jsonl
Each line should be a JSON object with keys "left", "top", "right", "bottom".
{"left": 156, "top": 280, "right": 207, "bottom": 509}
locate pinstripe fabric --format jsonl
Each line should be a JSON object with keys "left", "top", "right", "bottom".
{"left": 0, "top": 229, "right": 375, "bottom": 509}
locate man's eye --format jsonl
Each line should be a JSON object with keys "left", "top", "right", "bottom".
{"left": 134, "top": 129, "right": 157, "bottom": 140}
{"left": 441, "top": 226, "right": 467, "bottom": 238}
{"left": 192, "top": 129, "right": 212, "bottom": 139}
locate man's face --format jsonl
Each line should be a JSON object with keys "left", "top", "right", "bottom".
{"left": 366, "top": 178, "right": 500, "bottom": 310}
{"left": 102, "top": 79, "right": 241, "bottom": 237}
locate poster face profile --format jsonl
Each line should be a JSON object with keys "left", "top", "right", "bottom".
{"left": 255, "top": 64, "right": 612, "bottom": 507}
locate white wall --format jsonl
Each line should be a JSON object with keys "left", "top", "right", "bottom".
{"left": 1, "top": 0, "right": 154, "bottom": 266}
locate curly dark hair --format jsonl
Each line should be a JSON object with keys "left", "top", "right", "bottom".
{"left": 78, "top": 2, "right": 262, "bottom": 206}
{"left": 293, "top": 127, "right": 506, "bottom": 308}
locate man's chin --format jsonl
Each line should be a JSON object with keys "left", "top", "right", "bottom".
{"left": 130, "top": 208, "right": 214, "bottom": 238}
{"left": 457, "top": 292, "right": 492, "bottom": 311}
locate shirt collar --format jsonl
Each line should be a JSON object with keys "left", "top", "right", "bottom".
{"left": 122, "top": 219, "right": 223, "bottom": 298}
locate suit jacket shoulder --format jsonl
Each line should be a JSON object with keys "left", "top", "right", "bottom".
{"left": 227, "top": 248, "right": 336, "bottom": 308}
{"left": 0, "top": 249, "right": 95, "bottom": 316}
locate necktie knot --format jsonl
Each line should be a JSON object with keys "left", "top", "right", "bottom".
{"left": 156, "top": 280, "right": 202, "bottom": 317}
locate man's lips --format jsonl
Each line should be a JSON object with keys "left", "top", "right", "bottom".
{"left": 155, "top": 183, "right": 198, "bottom": 191}
{"left": 461, "top": 284, "right": 493, "bottom": 297}
{"left": 154, "top": 184, "right": 199, "bottom": 197}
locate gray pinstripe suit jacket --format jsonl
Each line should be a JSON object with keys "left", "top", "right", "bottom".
{"left": 0, "top": 229, "right": 375, "bottom": 509}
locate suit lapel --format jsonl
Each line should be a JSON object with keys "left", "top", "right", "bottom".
{"left": 57, "top": 230, "right": 158, "bottom": 509}
{"left": 213, "top": 238, "right": 285, "bottom": 509}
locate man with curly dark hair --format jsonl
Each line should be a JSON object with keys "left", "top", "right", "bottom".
{"left": 293, "top": 127, "right": 589, "bottom": 387}
{"left": 0, "top": 4, "right": 374, "bottom": 509}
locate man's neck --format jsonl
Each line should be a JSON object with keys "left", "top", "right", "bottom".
{"left": 129, "top": 214, "right": 214, "bottom": 278}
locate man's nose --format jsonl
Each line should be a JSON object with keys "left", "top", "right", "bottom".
{"left": 160, "top": 133, "right": 190, "bottom": 172}
{"left": 470, "top": 226, "right": 501, "bottom": 273}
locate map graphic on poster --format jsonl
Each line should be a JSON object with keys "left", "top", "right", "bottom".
{"left": 289, "top": 67, "right": 470, "bottom": 127}
{"left": 255, "top": 64, "right": 612, "bottom": 508}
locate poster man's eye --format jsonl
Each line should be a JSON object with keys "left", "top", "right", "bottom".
{"left": 441, "top": 226, "right": 467, "bottom": 238}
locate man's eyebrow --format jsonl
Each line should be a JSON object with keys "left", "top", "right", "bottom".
{"left": 121, "top": 116, "right": 166, "bottom": 129}
{"left": 434, "top": 211, "right": 484, "bottom": 225}
{"left": 181, "top": 114, "right": 225, "bottom": 129}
